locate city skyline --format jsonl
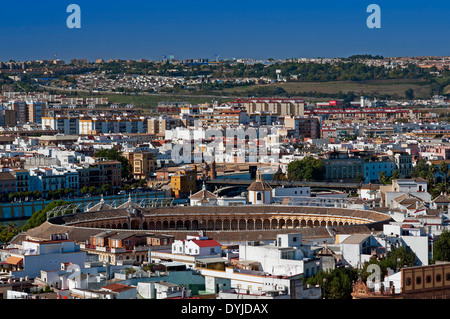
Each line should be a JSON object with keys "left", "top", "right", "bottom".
{"left": 0, "top": 1, "right": 449, "bottom": 62}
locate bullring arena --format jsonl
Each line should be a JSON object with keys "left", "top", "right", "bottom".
{"left": 20, "top": 197, "right": 393, "bottom": 243}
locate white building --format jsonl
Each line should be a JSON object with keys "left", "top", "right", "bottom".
{"left": 141, "top": 281, "right": 190, "bottom": 299}
{"left": 381, "top": 221, "right": 431, "bottom": 265}
{"left": 1, "top": 236, "right": 87, "bottom": 279}
{"left": 172, "top": 235, "right": 222, "bottom": 257}
{"left": 99, "top": 283, "right": 137, "bottom": 299}
{"left": 392, "top": 178, "right": 428, "bottom": 193}
{"left": 198, "top": 266, "right": 321, "bottom": 299}
{"left": 272, "top": 186, "right": 310, "bottom": 198}
{"left": 334, "top": 234, "right": 382, "bottom": 269}
{"left": 238, "top": 233, "right": 320, "bottom": 277}
{"left": 359, "top": 184, "right": 380, "bottom": 200}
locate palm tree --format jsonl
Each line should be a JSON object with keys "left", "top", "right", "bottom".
{"left": 390, "top": 170, "right": 400, "bottom": 183}
{"left": 430, "top": 163, "right": 438, "bottom": 186}
{"left": 440, "top": 162, "right": 449, "bottom": 193}
{"left": 378, "top": 171, "right": 388, "bottom": 185}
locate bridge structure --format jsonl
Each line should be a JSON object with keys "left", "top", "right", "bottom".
{"left": 206, "top": 179, "right": 361, "bottom": 195}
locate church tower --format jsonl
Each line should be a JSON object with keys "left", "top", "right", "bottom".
{"left": 247, "top": 166, "right": 272, "bottom": 205}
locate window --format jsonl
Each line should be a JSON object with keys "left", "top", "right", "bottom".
{"left": 426, "top": 275, "right": 432, "bottom": 284}
{"left": 416, "top": 276, "right": 422, "bottom": 285}
{"left": 406, "top": 277, "right": 412, "bottom": 286}
{"left": 257, "top": 193, "right": 262, "bottom": 201}
{"left": 437, "top": 274, "right": 442, "bottom": 282}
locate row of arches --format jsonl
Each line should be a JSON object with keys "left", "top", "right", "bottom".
{"left": 79, "top": 216, "right": 362, "bottom": 231}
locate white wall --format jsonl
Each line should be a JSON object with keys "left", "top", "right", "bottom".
{"left": 249, "top": 190, "right": 272, "bottom": 205}
{"left": 238, "top": 242, "right": 313, "bottom": 277}
{"left": 12, "top": 249, "right": 87, "bottom": 279}
{"left": 401, "top": 236, "right": 429, "bottom": 266}
{"left": 272, "top": 187, "right": 310, "bottom": 197}
{"left": 341, "top": 244, "right": 363, "bottom": 268}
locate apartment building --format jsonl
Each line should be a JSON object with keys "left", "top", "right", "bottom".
{"left": 27, "top": 101, "right": 46, "bottom": 124}
{"left": 0, "top": 171, "right": 16, "bottom": 199}
{"left": 194, "top": 108, "right": 248, "bottom": 127}
{"left": 28, "top": 166, "right": 80, "bottom": 197}
{"left": 122, "top": 151, "right": 156, "bottom": 181}
{"left": 42, "top": 116, "right": 79, "bottom": 135}
{"left": 284, "top": 116, "right": 320, "bottom": 139}
{"left": 394, "top": 153, "right": 413, "bottom": 178}
{"left": 170, "top": 165, "right": 198, "bottom": 198}
{"left": 241, "top": 98, "right": 305, "bottom": 117}
{"left": 323, "top": 151, "right": 364, "bottom": 182}
{"left": 79, "top": 116, "right": 147, "bottom": 135}
{"left": 147, "top": 116, "right": 184, "bottom": 136}
{"left": 77, "top": 160, "right": 122, "bottom": 190}
{"left": 11, "top": 169, "right": 30, "bottom": 193}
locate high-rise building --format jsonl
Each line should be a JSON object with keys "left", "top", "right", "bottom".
{"left": 27, "top": 101, "right": 46, "bottom": 124}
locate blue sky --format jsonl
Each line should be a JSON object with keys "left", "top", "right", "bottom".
{"left": 0, "top": 1, "right": 449, "bottom": 61}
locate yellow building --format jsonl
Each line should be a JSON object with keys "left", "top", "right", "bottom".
{"left": 170, "top": 165, "right": 198, "bottom": 198}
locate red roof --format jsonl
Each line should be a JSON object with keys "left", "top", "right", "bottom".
{"left": 102, "top": 283, "right": 135, "bottom": 293}
{"left": 191, "top": 239, "right": 221, "bottom": 247}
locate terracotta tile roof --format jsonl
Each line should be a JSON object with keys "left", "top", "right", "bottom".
{"left": 433, "top": 194, "right": 450, "bottom": 203}
{"left": 248, "top": 180, "right": 272, "bottom": 191}
{"left": 189, "top": 189, "right": 217, "bottom": 199}
{"left": 0, "top": 172, "right": 15, "bottom": 181}
{"left": 101, "top": 283, "right": 135, "bottom": 293}
{"left": 360, "top": 183, "right": 379, "bottom": 190}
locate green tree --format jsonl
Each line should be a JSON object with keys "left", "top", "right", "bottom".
{"left": 88, "top": 186, "right": 96, "bottom": 195}
{"left": 287, "top": 157, "right": 325, "bottom": 181}
{"left": 355, "top": 172, "right": 364, "bottom": 184}
{"left": 405, "top": 88, "right": 415, "bottom": 100}
{"left": 440, "top": 162, "right": 449, "bottom": 192}
{"left": 389, "top": 170, "right": 400, "bottom": 183}
{"left": 378, "top": 171, "right": 389, "bottom": 185}
{"left": 80, "top": 186, "right": 89, "bottom": 195}
{"left": 64, "top": 188, "right": 74, "bottom": 197}
{"left": 432, "top": 230, "right": 450, "bottom": 263}
{"left": 272, "top": 169, "right": 287, "bottom": 181}
{"left": 305, "top": 268, "right": 358, "bottom": 299}
{"left": 0, "top": 222, "right": 19, "bottom": 243}
{"left": 32, "top": 190, "right": 42, "bottom": 199}
{"left": 430, "top": 163, "right": 438, "bottom": 182}
{"left": 101, "top": 184, "right": 111, "bottom": 195}
{"left": 21, "top": 200, "right": 70, "bottom": 232}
